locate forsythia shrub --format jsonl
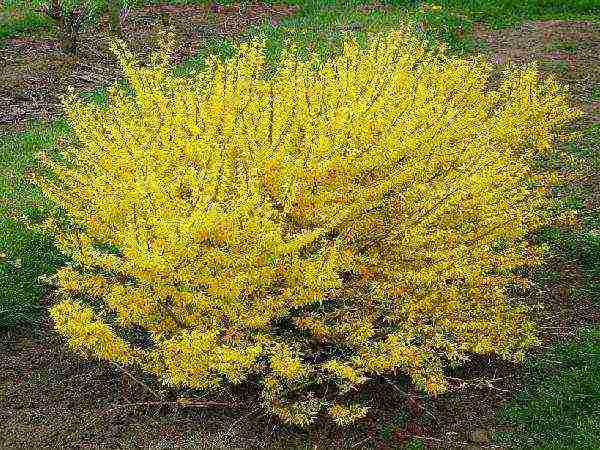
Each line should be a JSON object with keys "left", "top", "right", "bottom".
{"left": 34, "top": 26, "right": 582, "bottom": 426}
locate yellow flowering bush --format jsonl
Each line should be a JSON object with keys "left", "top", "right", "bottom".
{"left": 34, "top": 25, "right": 582, "bottom": 426}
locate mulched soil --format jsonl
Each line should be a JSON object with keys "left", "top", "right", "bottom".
{"left": 1, "top": 6, "right": 600, "bottom": 449}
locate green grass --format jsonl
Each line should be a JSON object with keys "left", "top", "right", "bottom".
{"left": 0, "top": 120, "right": 74, "bottom": 329}
{"left": 403, "top": 438, "right": 426, "bottom": 449}
{"left": 0, "top": 0, "right": 118, "bottom": 43}
{"left": 2, "top": 0, "right": 600, "bottom": 47}
{"left": 0, "top": 0, "right": 464, "bottom": 55}
{"left": 546, "top": 38, "right": 579, "bottom": 54}
{"left": 170, "top": 0, "right": 480, "bottom": 80}
{"left": 539, "top": 59, "right": 570, "bottom": 73}
{"left": 422, "top": 0, "right": 600, "bottom": 30}
{"left": 491, "top": 122, "right": 600, "bottom": 448}
{"left": 0, "top": 7, "right": 53, "bottom": 41}
{"left": 378, "top": 410, "right": 410, "bottom": 441}
{"left": 493, "top": 324, "right": 600, "bottom": 449}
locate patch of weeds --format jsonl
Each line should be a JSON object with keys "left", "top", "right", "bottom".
{"left": 472, "top": 38, "right": 490, "bottom": 52}
{"left": 562, "top": 124, "right": 600, "bottom": 172}
{"left": 79, "top": 85, "right": 111, "bottom": 106}
{"left": 413, "top": 4, "right": 477, "bottom": 56}
{"left": 539, "top": 59, "right": 569, "bottom": 74}
{"left": 0, "top": 118, "right": 71, "bottom": 222}
{"left": 533, "top": 267, "right": 562, "bottom": 284}
{"left": 79, "top": 78, "right": 136, "bottom": 107}
{"left": 0, "top": 0, "right": 111, "bottom": 45}
{"left": 546, "top": 185, "right": 591, "bottom": 216}
{"left": 428, "top": 0, "right": 600, "bottom": 31}
{"left": 580, "top": 228, "right": 600, "bottom": 277}
{"left": 546, "top": 39, "right": 579, "bottom": 54}
{"left": 172, "top": 52, "right": 207, "bottom": 77}
{"left": 563, "top": 193, "right": 586, "bottom": 211}
{"left": 583, "top": 209, "right": 600, "bottom": 230}
{"left": 185, "top": 2, "right": 415, "bottom": 77}
{"left": 170, "top": 35, "right": 242, "bottom": 80}
{"left": 543, "top": 124, "right": 600, "bottom": 301}
{"left": 379, "top": 409, "right": 410, "bottom": 441}
{"left": 571, "top": 223, "right": 600, "bottom": 302}
{"left": 403, "top": 437, "right": 426, "bottom": 449}
{"left": 379, "top": 0, "right": 422, "bottom": 7}
{"left": 172, "top": 0, "right": 477, "bottom": 81}
{"left": 530, "top": 144, "right": 585, "bottom": 174}
{"left": 561, "top": 42, "right": 579, "bottom": 54}
{"left": 0, "top": 1, "right": 54, "bottom": 42}
{"left": 530, "top": 208, "right": 599, "bottom": 302}
{"left": 565, "top": 138, "right": 596, "bottom": 160}
{"left": 531, "top": 223, "right": 580, "bottom": 265}
{"left": 173, "top": 20, "right": 293, "bottom": 80}
{"left": 493, "top": 325, "right": 600, "bottom": 449}
{"left": 590, "top": 85, "right": 600, "bottom": 102}
{"left": 202, "top": 36, "right": 240, "bottom": 61}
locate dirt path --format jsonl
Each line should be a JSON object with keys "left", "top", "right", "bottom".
{"left": 1, "top": 11, "right": 600, "bottom": 450}
{"left": 474, "top": 19, "right": 600, "bottom": 125}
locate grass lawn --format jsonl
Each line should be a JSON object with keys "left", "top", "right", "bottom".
{"left": 494, "top": 324, "right": 600, "bottom": 449}
{"left": 0, "top": 119, "right": 71, "bottom": 329}
{"left": 1, "top": 0, "right": 600, "bottom": 448}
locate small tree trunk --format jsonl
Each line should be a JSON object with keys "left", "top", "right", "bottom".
{"left": 63, "top": 9, "right": 85, "bottom": 55}
{"left": 107, "top": 0, "right": 123, "bottom": 37}
{"left": 43, "top": 0, "right": 85, "bottom": 55}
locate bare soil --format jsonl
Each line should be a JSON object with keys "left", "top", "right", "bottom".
{"left": 0, "top": 2, "right": 301, "bottom": 133}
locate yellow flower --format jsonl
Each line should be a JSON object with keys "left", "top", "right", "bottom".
{"left": 323, "top": 359, "right": 365, "bottom": 384}
{"left": 270, "top": 348, "right": 308, "bottom": 380}
{"left": 329, "top": 403, "right": 369, "bottom": 426}
{"left": 425, "top": 375, "right": 448, "bottom": 395}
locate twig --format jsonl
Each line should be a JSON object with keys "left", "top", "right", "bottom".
{"left": 351, "top": 435, "right": 374, "bottom": 448}
{"left": 534, "top": 358, "right": 568, "bottom": 365}
{"left": 113, "top": 400, "right": 239, "bottom": 408}
{"left": 112, "top": 362, "right": 164, "bottom": 400}
{"left": 78, "top": 42, "right": 111, "bottom": 60}
{"left": 412, "top": 434, "right": 505, "bottom": 449}
{"left": 381, "top": 376, "right": 410, "bottom": 397}
{"left": 445, "top": 376, "right": 512, "bottom": 393}
{"left": 101, "top": 399, "right": 241, "bottom": 416}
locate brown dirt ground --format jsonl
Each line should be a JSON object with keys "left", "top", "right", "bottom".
{"left": 0, "top": 2, "right": 301, "bottom": 133}
{"left": 1, "top": 7, "right": 600, "bottom": 450}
